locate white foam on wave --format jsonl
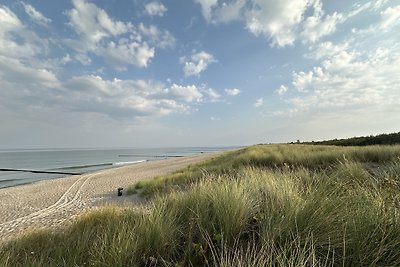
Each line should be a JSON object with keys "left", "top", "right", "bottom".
{"left": 112, "top": 160, "right": 147, "bottom": 166}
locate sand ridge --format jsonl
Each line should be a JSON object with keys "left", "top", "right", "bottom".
{"left": 0, "top": 153, "right": 219, "bottom": 241}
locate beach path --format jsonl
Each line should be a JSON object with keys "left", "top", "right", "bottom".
{"left": 0, "top": 153, "right": 218, "bottom": 241}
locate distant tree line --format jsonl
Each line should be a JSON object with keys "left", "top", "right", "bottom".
{"left": 302, "top": 132, "right": 400, "bottom": 146}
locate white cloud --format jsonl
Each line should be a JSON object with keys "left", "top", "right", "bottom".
{"left": 275, "top": 3, "right": 400, "bottom": 120}
{"left": 218, "top": 0, "right": 246, "bottom": 23}
{"left": 0, "top": 2, "right": 213, "bottom": 122}
{"left": 292, "top": 71, "right": 314, "bottom": 92}
{"left": 195, "top": 0, "right": 218, "bottom": 22}
{"left": 225, "top": 88, "right": 241, "bottom": 96}
{"left": 66, "top": 0, "right": 131, "bottom": 46}
{"left": 63, "top": 78, "right": 221, "bottom": 117}
{"left": 254, "top": 98, "right": 263, "bottom": 107}
{"left": 210, "top": 116, "right": 221, "bottom": 121}
{"left": 245, "top": 0, "right": 311, "bottom": 47}
{"left": 181, "top": 51, "right": 217, "bottom": 77}
{"left": 63, "top": 76, "right": 190, "bottom": 117}
{"left": 380, "top": 5, "right": 400, "bottom": 31}
{"left": 0, "top": 5, "right": 48, "bottom": 61}
{"left": 282, "top": 46, "right": 400, "bottom": 115}
{"left": 0, "top": 55, "right": 59, "bottom": 90}
{"left": 300, "top": 12, "right": 343, "bottom": 43}
{"left": 276, "top": 85, "right": 288, "bottom": 95}
{"left": 195, "top": 0, "right": 245, "bottom": 24}
{"left": 351, "top": 5, "right": 400, "bottom": 37}
{"left": 167, "top": 84, "right": 203, "bottom": 102}
{"left": 245, "top": 0, "right": 347, "bottom": 47}
{"left": 61, "top": 54, "right": 72, "bottom": 65}
{"left": 0, "top": 64, "right": 219, "bottom": 120}
{"left": 65, "top": 0, "right": 174, "bottom": 69}
{"left": 348, "top": 0, "right": 389, "bottom": 17}
{"left": 195, "top": 0, "right": 346, "bottom": 47}
{"left": 307, "top": 42, "right": 348, "bottom": 60}
{"left": 102, "top": 40, "right": 154, "bottom": 69}
{"left": 203, "top": 88, "right": 221, "bottom": 102}
{"left": 0, "top": 6, "right": 22, "bottom": 30}
{"left": 65, "top": 0, "right": 132, "bottom": 57}
{"left": 0, "top": 51, "right": 219, "bottom": 120}
{"left": 22, "top": 2, "right": 51, "bottom": 26}
{"left": 138, "top": 23, "right": 175, "bottom": 49}
{"left": 144, "top": 2, "right": 167, "bottom": 17}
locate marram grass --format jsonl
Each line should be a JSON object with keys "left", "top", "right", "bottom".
{"left": 1, "top": 144, "right": 400, "bottom": 266}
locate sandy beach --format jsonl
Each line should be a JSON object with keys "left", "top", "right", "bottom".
{"left": 0, "top": 153, "right": 219, "bottom": 241}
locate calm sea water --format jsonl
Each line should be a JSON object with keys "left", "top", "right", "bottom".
{"left": 0, "top": 147, "right": 233, "bottom": 189}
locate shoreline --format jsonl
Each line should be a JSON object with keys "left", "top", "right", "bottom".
{"left": 0, "top": 152, "right": 222, "bottom": 241}
{"left": 0, "top": 146, "right": 235, "bottom": 190}
{"left": 0, "top": 159, "right": 150, "bottom": 190}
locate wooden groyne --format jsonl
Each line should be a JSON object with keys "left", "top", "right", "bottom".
{"left": 0, "top": 168, "right": 82, "bottom": 175}
{"left": 118, "top": 155, "right": 185, "bottom": 158}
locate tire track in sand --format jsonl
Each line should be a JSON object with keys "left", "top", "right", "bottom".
{"left": 0, "top": 173, "right": 95, "bottom": 234}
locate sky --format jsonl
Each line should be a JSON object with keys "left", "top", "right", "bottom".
{"left": 0, "top": 0, "right": 399, "bottom": 149}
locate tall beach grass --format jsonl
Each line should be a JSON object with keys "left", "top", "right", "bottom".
{"left": 1, "top": 144, "right": 400, "bottom": 266}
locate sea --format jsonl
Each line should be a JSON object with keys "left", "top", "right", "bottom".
{"left": 0, "top": 147, "right": 234, "bottom": 189}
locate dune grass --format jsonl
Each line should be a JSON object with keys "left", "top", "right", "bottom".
{"left": 130, "top": 144, "right": 400, "bottom": 197}
{"left": 1, "top": 144, "right": 400, "bottom": 266}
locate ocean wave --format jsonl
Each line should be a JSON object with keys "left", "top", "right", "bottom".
{"left": 54, "top": 163, "right": 113, "bottom": 170}
{"left": 112, "top": 160, "right": 147, "bottom": 166}
{"left": 0, "top": 178, "right": 19, "bottom": 183}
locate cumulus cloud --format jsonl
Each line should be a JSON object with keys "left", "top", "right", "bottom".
{"left": 245, "top": 0, "right": 310, "bottom": 47}
{"left": 300, "top": 12, "right": 344, "bottom": 43}
{"left": 196, "top": 0, "right": 245, "bottom": 23}
{"left": 65, "top": 0, "right": 174, "bottom": 69}
{"left": 203, "top": 88, "right": 221, "bottom": 102}
{"left": 138, "top": 23, "right": 175, "bottom": 49}
{"left": 306, "top": 42, "right": 348, "bottom": 60}
{"left": 280, "top": 45, "right": 400, "bottom": 116}
{"left": 0, "top": 5, "right": 50, "bottom": 67}
{"left": 0, "top": 2, "right": 216, "bottom": 123}
{"left": 21, "top": 2, "right": 51, "bottom": 26}
{"left": 195, "top": 0, "right": 218, "bottom": 22}
{"left": 66, "top": 0, "right": 131, "bottom": 46}
{"left": 225, "top": 88, "right": 241, "bottom": 96}
{"left": 0, "top": 55, "right": 59, "bottom": 90}
{"left": 167, "top": 84, "right": 203, "bottom": 102}
{"left": 65, "top": 78, "right": 220, "bottom": 116}
{"left": 0, "top": 64, "right": 220, "bottom": 120}
{"left": 218, "top": 0, "right": 246, "bottom": 23}
{"left": 0, "top": 4, "right": 59, "bottom": 98}
{"left": 0, "top": 5, "right": 22, "bottom": 30}
{"left": 102, "top": 40, "right": 154, "bottom": 69}
{"left": 195, "top": 0, "right": 346, "bottom": 47}
{"left": 181, "top": 51, "right": 217, "bottom": 77}
{"left": 144, "top": 2, "right": 167, "bottom": 17}
{"left": 292, "top": 71, "right": 314, "bottom": 92}
{"left": 63, "top": 76, "right": 191, "bottom": 117}
{"left": 276, "top": 85, "right": 288, "bottom": 95}
{"left": 272, "top": 2, "right": 400, "bottom": 120}
{"left": 254, "top": 98, "right": 263, "bottom": 107}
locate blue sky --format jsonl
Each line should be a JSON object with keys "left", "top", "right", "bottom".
{"left": 0, "top": 0, "right": 399, "bottom": 148}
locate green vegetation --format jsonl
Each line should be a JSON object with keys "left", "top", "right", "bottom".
{"left": 2, "top": 144, "right": 400, "bottom": 266}
{"left": 304, "top": 132, "right": 400, "bottom": 146}
{"left": 131, "top": 144, "right": 400, "bottom": 197}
